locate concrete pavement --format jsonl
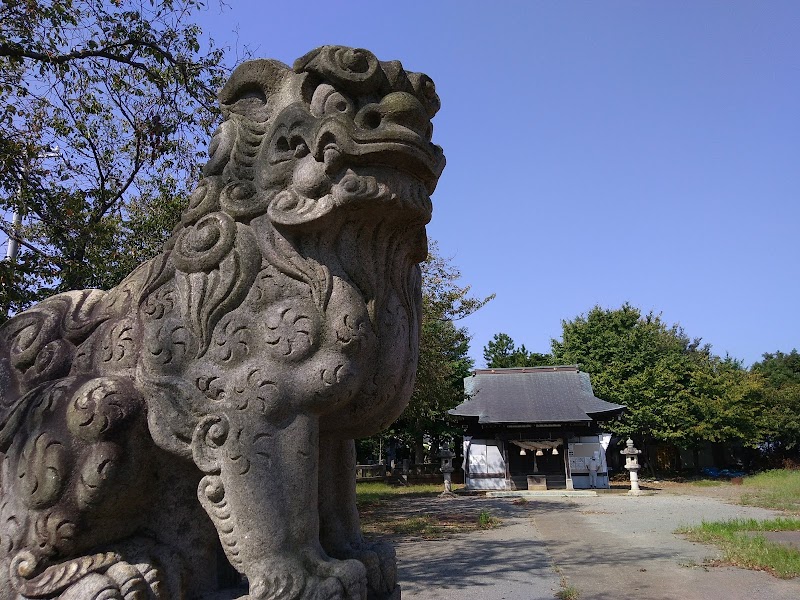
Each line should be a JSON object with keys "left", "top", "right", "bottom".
{"left": 393, "top": 492, "right": 800, "bottom": 600}
{"left": 396, "top": 510, "right": 561, "bottom": 600}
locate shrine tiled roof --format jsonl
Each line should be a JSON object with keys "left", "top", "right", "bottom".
{"left": 449, "top": 365, "right": 624, "bottom": 424}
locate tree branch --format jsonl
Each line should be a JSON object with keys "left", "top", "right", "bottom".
{"left": 0, "top": 221, "right": 57, "bottom": 262}
{"left": 0, "top": 39, "right": 217, "bottom": 107}
{"left": 1, "top": 41, "right": 150, "bottom": 69}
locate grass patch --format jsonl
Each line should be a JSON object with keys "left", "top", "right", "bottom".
{"left": 678, "top": 517, "right": 800, "bottom": 578}
{"left": 551, "top": 561, "right": 580, "bottom": 599}
{"left": 356, "top": 482, "right": 457, "bottom": 505}
{"left": 366, "top": 515, "right": 461, "bottom": 537}
{"left": 550, "top": 541, "right": 581, "bottom": 599}
{"left": 356, "top": 483, "right": 490, "bottom": 539}
{"left": 384, "top": 516, "right": 439, "bottom": 536}
{"left": 362, "top": 511, "right": 495, "bottom": 539}
{"left": 739, "top": 470, "right": 800, "bottom": 513}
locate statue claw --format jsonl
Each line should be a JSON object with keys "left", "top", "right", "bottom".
{"left": 246, "top": 556, "right": 366, "bottom": 600}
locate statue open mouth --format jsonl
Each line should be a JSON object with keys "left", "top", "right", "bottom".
{"left": 313, "top": 115, "right": 445, "bottom": 196}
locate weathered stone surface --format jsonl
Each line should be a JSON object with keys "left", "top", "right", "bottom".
{"left": 0, "top": 46, "right": 444, "bottom": 599}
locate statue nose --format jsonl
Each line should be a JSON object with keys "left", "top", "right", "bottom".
{"left": 356, "top": 92, "right": 431, "bottom": 140}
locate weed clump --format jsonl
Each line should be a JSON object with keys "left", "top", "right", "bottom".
{"left": 478, "top": 509, "right": 500, "bottom": 529}
{"left": 556, "top": 584, "right": 581, "bottom": 600}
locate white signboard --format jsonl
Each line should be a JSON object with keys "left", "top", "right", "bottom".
{"left": 568, "top": 442, "right": 610, "bottom": 489}
{"left": 465, "top": 439, "right": 507, "bottom": 490}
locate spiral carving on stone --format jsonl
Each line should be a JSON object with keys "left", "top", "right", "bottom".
{"left": 140, "top": 285, "right": 175, "bottom": 321}
{"left": 296, "top": 47, "right": 382, "bottom": 94}
{"left": 332, "top": 173, "right": 391, "bottom": 205}
{"left": 191, "top": 414, "right": 230, "bottom": 474}
{"left": 172, "top": 212, "right": 237, "bottom": 274}
{"left": 175, "top": 222, "right": 262, "bottom": 357}
{"left": 17, "top": 432, "right": 67, "bottom": 509}
{"left": 4, "top": 311, "right": 58, "bottom": 372}
{"left": 267, "top": 189, "right": 335, "bottom": 227}
{"left": 76, "top": 442, "right": 122, "bottom": 509}
{"left": 203, "top": 119, "right": 237, "bottom": 177}
{"left": 181, "top": 177, "right": 223, "bottom": 225}
{"left": 22, "top": 339, "right": 74, "bottom": 388}
{"left": 219, "top": 180, "right": 269, "bottom": 219}
{"left": 66, "top": 378, "right": 143, "bottom": 443}
{"left": 11, "top": 550, "right": 121, "bottom": 597}
{"left": 263, "top": 301, "right": 320, "bottom": 362}
{"left": 213, "top": 316, "right": 253, "bottom": 365}
{"left": 407, "top": 72, "right": 441, "bottom": 117}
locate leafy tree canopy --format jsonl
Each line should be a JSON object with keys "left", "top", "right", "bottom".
{"left": 0, "top": 0, "right": 227, "bottom": 320}
{"left": 483, "top": 332, "right": 551, "bottom": 368}
{"left": 550, "top": 303, "right": 765, "bottom": 450}
{"left": 752, "top": 349, "right": 800, "bottom": 451}
{"left": 753, "top": 349, "right": 800, "bottom": 388}
{"left": 470, "top": 307, "right": 798, "bottom": 463}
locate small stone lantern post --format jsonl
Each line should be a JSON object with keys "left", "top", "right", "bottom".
{"left": 437, "top": 444, "right": 455, "bottom": 497}
{"left": 620, "top": 438, "right": 642, "bottom": 495}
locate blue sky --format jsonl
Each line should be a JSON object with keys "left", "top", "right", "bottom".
{"left": 196, "top": 1, "right": 799, "bottom": 367}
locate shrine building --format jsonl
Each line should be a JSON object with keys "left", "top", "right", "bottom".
{"left": 449, "top": 365, "right": 625, "bottom": 490}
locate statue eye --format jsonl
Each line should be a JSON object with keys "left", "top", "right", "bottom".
{"left": 310, "top": 83, "right": 354, "bottom": 117}
{"left": 270, "top": 134, "right": 294, "bottom": 164}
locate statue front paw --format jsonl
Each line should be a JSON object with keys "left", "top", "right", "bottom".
{"left": 247, "top": 556, "right": 366, "bottom": 600}
{"left": 328, "top": 540, "right": 398, "bottom": 600}
{"left": 359, "top": 541, "right": 400, "bottom": 600}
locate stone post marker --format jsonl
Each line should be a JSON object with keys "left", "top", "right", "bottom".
{"left": 621, "top": 438, "right": 643, "bottom": 495}
{"left": 0, "top": 46, "right": 444, "bottom": 600}
{"left": 437, "top": 444, "right": 455, "bottom": 496}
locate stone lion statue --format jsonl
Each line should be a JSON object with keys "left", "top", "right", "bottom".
{"left": 0, "top": 46, "right": 444, "bottom": 600}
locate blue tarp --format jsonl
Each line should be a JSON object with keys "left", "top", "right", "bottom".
{"left": 700, "top": 467, "right": 746, "bottom": 479}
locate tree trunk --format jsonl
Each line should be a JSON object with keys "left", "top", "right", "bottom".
{"left": 414, "top": 435, "right": 425, "bottom": 464}
{"left": 642, "top": 440, "right": 658, "bottom": 479}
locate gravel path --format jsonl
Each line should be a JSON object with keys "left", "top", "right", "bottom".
{"left": 392, "top": 490, "right": 800, "bottom": 600}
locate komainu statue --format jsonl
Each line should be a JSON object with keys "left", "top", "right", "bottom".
{"left": 0, "top": 46, "right": 444, "bottom": 599}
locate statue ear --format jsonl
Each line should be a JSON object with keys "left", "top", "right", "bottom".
{"left": 211, "top": 60, "right": 295, "bottom": 181}
{"left": 218, "top": 59, "right": 292, "bottom": 116}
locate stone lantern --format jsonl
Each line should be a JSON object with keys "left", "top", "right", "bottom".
{"left": 437, "top": 444, "right": 456, "bottom": 496}
{"left": 620, "top": 438, "right": 642, "bottom": 495}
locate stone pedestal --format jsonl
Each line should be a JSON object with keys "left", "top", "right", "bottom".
{"left": 526, "top": 475, "right": 547, "bottom": 490}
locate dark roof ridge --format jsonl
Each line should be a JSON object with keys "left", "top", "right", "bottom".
{"left": 473, "top": 365, "right": 579, "bottom": 375}
{"left": 452, "top": 366, "right": 625, "bottom": 423}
